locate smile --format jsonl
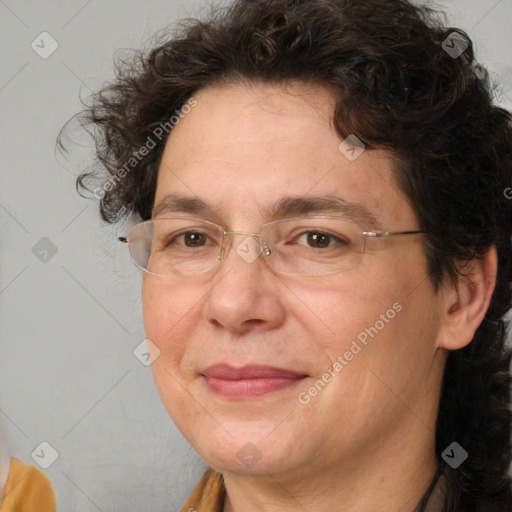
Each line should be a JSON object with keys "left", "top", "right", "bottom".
{"left": 201, "top": 364, "right": 308, "bottom": 399}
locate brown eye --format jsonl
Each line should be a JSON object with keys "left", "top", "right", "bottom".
{"left": 162, "top": 230, "right": 211, "bottom": 248}
{"left": 183, "top": 232, "right": 207, "bottom": 247}
{"left": 293, "top": 231, "right": 350, "bottom": 250}
{"left": 306, "top": 232, "right": 332, "bottom": 249}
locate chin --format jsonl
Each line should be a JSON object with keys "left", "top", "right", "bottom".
{"left": 190, "top": 421, "right": 304, "bottom": 476}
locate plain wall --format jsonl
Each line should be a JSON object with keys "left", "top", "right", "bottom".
{"left": 0, "top": 0, "right": 511, "bottom": 510}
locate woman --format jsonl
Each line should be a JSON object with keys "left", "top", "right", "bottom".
{"left": 63, "top": 0, "right": 512, "bottom": 510}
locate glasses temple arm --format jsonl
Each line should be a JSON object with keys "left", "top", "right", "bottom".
{"left": 363, "top": 230, "right": 426, "bottom": 238}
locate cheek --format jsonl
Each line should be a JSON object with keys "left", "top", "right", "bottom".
{"left": 142, "top": 279, "right": 168, "bottom": 344}
{"left": 295, "top": 270, "right": 396, "bottom": 339}
{"left": 141, "top": 278, "right": 200, "bottom": 361}
{"left": 309, "top": 251, "right": 434, "bottom": 364}
{"left": 141, "top": 278, "right": 202, "bottom": 422}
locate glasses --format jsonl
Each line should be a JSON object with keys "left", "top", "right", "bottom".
{"left": 118, "top": 216, "right": 425, "bottom": 277}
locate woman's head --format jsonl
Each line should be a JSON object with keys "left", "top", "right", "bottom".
{"left": 63, "top": 0, "right": 512, "bottom": 509}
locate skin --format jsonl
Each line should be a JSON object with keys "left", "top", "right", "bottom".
{"left": 142, "top": 80, "right": 497, "bottom": 511}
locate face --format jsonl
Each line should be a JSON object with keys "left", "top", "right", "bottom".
{"left": 142, "top": 81, "right": 445, "bottom": 479}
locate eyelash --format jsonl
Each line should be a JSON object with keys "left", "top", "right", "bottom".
{"left": 166, "top": 229, "right": 350, "bottom": 249}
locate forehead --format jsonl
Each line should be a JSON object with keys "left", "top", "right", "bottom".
{"left": 153, "top": 81, "right": 417, "bottom": 230}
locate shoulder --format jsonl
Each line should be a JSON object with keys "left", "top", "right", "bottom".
{"left": 0, "top": 457, "right": 56, "bottom": 512}
{"left": 181, "top": 468, "right": 225, "bottom": 512}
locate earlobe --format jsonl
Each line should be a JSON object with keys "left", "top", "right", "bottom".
{"left": 436, "top": 246, "right": 497, "bottom": 351}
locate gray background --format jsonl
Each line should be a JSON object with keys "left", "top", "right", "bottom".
{"left": 0, "top": 1, "right": 511, "bottom": 511}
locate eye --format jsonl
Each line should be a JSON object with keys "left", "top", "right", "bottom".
{"left": 305, "top": 231, "right": 331, "bottom": 249}
{"left": 165, "top": 230, "right": 210, "bottom": 248}
{"left": 182, "top": 231, "right": 207, "bottom": 247}
{"left": 295, "top": 231, "right": 350, "bottom": 249}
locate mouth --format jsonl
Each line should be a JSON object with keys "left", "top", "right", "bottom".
{"left": 201, "top": 364, "right": 308, "bottom": 399}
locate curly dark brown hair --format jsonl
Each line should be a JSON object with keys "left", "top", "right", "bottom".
{"left": 59, "top": 0, "right": 512, "bottom": 510}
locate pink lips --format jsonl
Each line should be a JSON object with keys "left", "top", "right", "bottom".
{"left": 201, "top": 364, "right": 307, "bottom": 399}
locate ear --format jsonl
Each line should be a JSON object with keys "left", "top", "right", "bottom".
{"left": 435, "top": 246, "right": 497, "bottom": 351}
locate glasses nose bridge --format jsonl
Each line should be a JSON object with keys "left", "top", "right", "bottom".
{"left": 219, "top": 230, "right": 270, "bottom": 261}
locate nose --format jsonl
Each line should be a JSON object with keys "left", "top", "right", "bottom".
{"left": 203, "top": 232, "right": 286, "bottom": 335}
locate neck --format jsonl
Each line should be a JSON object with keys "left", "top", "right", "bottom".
{"left": 222, "top": 426, "right": 439, "bottom": 512}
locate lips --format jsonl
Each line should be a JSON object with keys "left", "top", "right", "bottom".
{"left": 201, "top": 364, "right": 308, "bottom": 399}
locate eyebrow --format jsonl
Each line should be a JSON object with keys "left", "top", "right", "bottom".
{"left": 152, "top": 193, "right": 383, "bottom": 229}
